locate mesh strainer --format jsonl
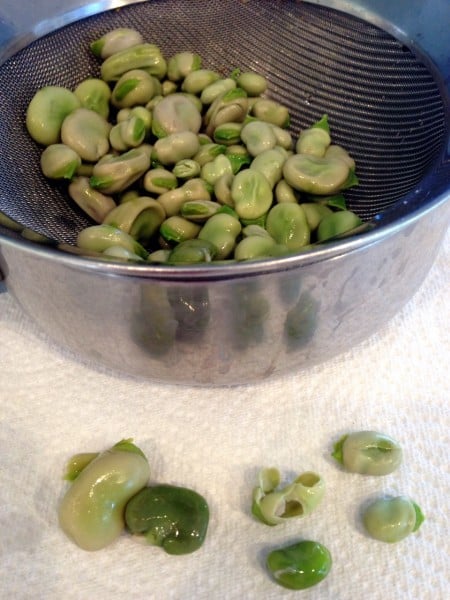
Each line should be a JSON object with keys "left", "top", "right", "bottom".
{"left": 0, "top": 0, "right": 448, "bottom": 243}
{"left": 0, "top": 0, "right": 448, "bottom": 385}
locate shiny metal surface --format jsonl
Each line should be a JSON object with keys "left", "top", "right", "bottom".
{"left": 0, "top": 0, "right": 449, "bottom": 384}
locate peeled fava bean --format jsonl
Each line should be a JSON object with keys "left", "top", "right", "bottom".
{"left": 363, "top": 496, "right": 425, "bottom": 543}
{"left": 125, "top": 484, "right": 209, "bottom": 555}
{"left": 332, "top": 430, "right": 403, "bottom": 475}
{"left": 266, "top": 540, "right": 332, "bottom": 590}
{"left": 58, "top": 439, "right": 150, "bottom": 551}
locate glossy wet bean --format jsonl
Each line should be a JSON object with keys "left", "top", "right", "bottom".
{"left": 61, "top": 108, "right": 111, "bottom": 162}
{"left": 265, "top": 203, "right": 310, "bottom": 250}
{"left": 198, "top": 212, "right": 241, "bottom": 259}
{"left": 103, "top": 196, "right": 166, "bottom": 243}
{"left": 58, "top": 439, "right": 150, "bottom": 551}
{"left": 266, "top": 540, "right": 332, "bottom": 590}
{"left": 231, "top": 169, "right": 273, "bottom": 220}
{"left": 332, "top": 430, "right": 403, "bottom": 475}
{"left": 74, "top": 78, "right": 111, "bottom": 118}
{"left": 125, "top": 484, "right": 209, "bottom": 555}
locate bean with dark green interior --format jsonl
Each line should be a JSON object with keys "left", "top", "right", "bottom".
{"left": 125, "top": 484, "right": 209, "bottom": 555}
{"left": 266, "top": 540, "right": 332, "bottom": 590}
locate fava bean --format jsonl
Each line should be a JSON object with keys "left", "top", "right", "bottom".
{"left": 125, "top": 484, "right": 209, "bottom": 555}
{"left": 111, "top": 69, "right": 157, "bottom": 108}
{"left": 58, "top": 439, "right": 150, "bottom": 551}
{"left": 143, "top": 168, "right": 177, "bottom": 195}
{"left": 74, "top": 78, "right": 111, "bottom": 118}
{"left": 265, "top": 203, "right": 310, "bottom": 250}
{"left": 317, "top": 210, "right": 362, "bottom": 241}
{"left": 90, "top": 28, "right": 144, "bottom": 59}
{"left": 68, "top": 176, "right": 116, "bottom": 223}
{"left": 90, "top": 147, "right": 150, "bottom": 194}
{"left": 266, "top": 540, "right": 332, "bottom": 590}
{"left": 61, "top": 108, "right": 111, "bottom": 162}
{"left": 332, "top": 430, "right": 403, "bottom": 475}
{"left": 76, "top": 224, "right": 148, "bottom": 258}
{"left": 104, "top": 196, "right": 165, "bottom": 244}
{"left": 26, "top": 86, "right": 81, "bottom": 146}
{"left": 167, "top": 51, "right": 202, "bottom": 82}
{"left": 231, "top": 169, "right": 272, "bottom": 220}
{"left": 283, "top": 153, "right": 350, "bottom": 195}
{"left": 100, "top": 43, "right": 167, "bottom": 82}
{"left": 363, "top": 496, "right": 425, "bottom": 543}
{"left": 198, "top": 212, "right": 241, "bottom": 259}
{"left": 40, "top": 144, "right": 81, "bottom": 180}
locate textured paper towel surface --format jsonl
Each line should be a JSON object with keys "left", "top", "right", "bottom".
{"left": 0, "top": 232, "right": 448, "bottom": 600}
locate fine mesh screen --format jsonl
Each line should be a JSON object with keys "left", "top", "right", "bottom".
{"left": 0, "top": 0, "right": 447, "bottom": 243}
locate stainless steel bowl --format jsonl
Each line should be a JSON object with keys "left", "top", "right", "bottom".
{"left": 0, "top": 0, "right": 449, "bottom": 385}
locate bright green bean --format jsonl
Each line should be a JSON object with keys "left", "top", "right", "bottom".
{"left": 109, "top": 116, "right": 146, "bottom": 151}
{"left": 125, "top": 484, "right": 209, "bottom": 555}
{"left": 236, "top": 71, "right": 268, "bottom": 96}
{"left": 251, "top": 98, "right": 290, "bottom": 128}
{"left": 266, "top": 540, "right": 332, "bottom": 590}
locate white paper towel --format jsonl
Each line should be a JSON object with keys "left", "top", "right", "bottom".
{"left": 0, "top": 231, "right": 448, "bottom": 600}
